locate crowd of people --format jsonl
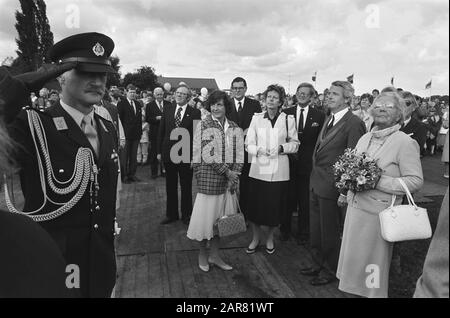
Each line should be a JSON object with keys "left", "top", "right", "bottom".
{"left": 0, "top": 31, "right": 448, "bottom": 298}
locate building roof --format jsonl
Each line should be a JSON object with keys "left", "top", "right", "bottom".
{"left": 157, "top": 76, "right": 220, "bottom": 91}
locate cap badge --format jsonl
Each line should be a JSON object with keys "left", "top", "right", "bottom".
{"left": 92, "top": 42, "right": 105, "bottom": 57}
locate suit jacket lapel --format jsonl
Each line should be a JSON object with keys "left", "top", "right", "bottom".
{"left": 46, "top": 103, "right": 92, "bottom": 150}
{"left": 316, "top": 110, "right": 352, "bottom": 153}
{"left": 180, "top": 105, "right": 191, "bottom": 127}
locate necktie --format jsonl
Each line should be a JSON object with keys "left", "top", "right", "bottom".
{"left": 158, "top": 101, "right": 163, "bottom": 112}
{"left": 81, "top": 115, "right": 99, "bottom": 157}
{"left": 175, "top": 106, "right": 182, "bottom": 127}
{"left": 299, "top": 108, "right": 304, "bottom": 132}
{"left": 130, "top": 100, "right": 136, "bottom": 115}
{"left": 325, "top": 115, "right": 335, "bottom": 136}
{"left": 238, "top": 101, "right": 243, "bottom": 113}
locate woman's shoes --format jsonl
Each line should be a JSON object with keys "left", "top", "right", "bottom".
{"left": 208, "top": 257, "right": 233, "bottom": 271}
{"left": 199, "top": 263, "right": 210, "bottom": 272}
{"left": 246, "top": 241, "right": 260, "bottom": 254}
{"left": 265, "top": 247, "right": 275, "bottom": 254}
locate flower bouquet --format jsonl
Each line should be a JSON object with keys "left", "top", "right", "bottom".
{"left": 333, "top": 148, "right": 383, "bottom": 194}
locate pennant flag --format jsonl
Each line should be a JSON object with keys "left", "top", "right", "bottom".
{"left": 390, "top": 77, "right": 394, "bottom": 86}
{"left": 347, "top": 74, "right": 354, "bottom": 84}
{"left": 425, "top": 80, "right": 432, "bottom": 90}
{"left": 312, "top": 71, "right": 317, "bottom": 82}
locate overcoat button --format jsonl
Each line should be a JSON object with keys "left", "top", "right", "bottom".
{"left": 95, "top": 205, "right": 100, "bottom": 211}
{"left": 94, "top": 224, "right": 99, "bottom": 229}
{"left": 59, "top": 169, "right": 64, "bottom": 173}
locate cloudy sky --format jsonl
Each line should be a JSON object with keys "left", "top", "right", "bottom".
{"left": 0, "top": 0, "right": 448, "bottom": 96}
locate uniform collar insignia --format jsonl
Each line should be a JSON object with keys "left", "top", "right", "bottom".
{"left": 53, "top": 117, "right": 68, "bottom": 130}
{"left": 93, "top": 42, "right": 105, "bottom": 56}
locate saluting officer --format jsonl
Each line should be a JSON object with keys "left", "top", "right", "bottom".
{"left": 3, "top": 32, "right": 119, "bottom": 297}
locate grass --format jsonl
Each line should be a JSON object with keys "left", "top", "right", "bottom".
{"left": 388, "top": 195, "right": 444, "bottom": 298}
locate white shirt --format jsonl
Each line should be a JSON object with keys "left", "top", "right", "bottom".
{"left": 330, "top": 107, "right": 349, "bottom": 126}
{"left": 296, "top": 105, "right": 309, "bottom": 129}
{"left": 234, "top": 97, "right": 245, "bottom": 112}
{"left": 174, "top": 104, "right": 188, "bottom": 121}
{"left": 60, "top": 100, "right": 95, "bottom": 129}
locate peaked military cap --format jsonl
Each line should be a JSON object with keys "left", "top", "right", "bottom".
{"left": 49, "top": 32, "right": 116, "bottom": 73}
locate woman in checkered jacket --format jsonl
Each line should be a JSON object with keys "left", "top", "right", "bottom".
{"left": 187, "top": 90, "right": 244, "bottom": 272}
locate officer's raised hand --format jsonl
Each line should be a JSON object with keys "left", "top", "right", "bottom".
{"left": 14, "top": 62, "right": 77, "bottom": 92}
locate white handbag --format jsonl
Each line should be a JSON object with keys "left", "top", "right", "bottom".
{"left": 379, "top": 179, "right": 432, "bottom": 242}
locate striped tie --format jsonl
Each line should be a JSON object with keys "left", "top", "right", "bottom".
{"left": 175, "top": 107, "right": 182, "bottom": 127}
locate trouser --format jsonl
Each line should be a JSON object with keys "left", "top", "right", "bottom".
{"left": 309, "top": 190, "right": 344, "bottom": 275}
{"left": 124, "top": 139, "right": 139, "bottom": 178}
{"left": 281, "top": 173, "right": 311, "bottom": 237}
{"left": 164, "top": 162, "right": 193, "bottom": 220}
{"left": 137, "top": 142, "right": 149, "bottom": 163}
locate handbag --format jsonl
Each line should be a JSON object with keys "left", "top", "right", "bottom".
{"left": 214, "top": 191, "right": 247, "bottom": 237}
{"left": 379, "top": 178, "right": 432, "bottom": 242}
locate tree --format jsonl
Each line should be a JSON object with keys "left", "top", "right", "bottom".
{"left": 122, "top": 66, "right": 158, "bottom": 91}
{"left": 14, "top": 0, "right": 54, "bottom": 73}
{"left": 107, "top": 55, "right": 122, "bottom": 88}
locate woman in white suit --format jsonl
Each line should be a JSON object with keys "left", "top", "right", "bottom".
{"left": 337, "top": 90, "right": 424, "bottom": 298}
{"left": 245, "top": 84, "right": 299, "bottom": 255}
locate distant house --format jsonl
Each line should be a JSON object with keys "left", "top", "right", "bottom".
{"left": 157, "top": 76, "right": 220, "bottom": 93}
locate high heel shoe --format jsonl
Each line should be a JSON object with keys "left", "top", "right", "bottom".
{"left": 208, "top": 257, "right": 233, "bottom": 271}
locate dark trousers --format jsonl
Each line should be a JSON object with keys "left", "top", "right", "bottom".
{"left": 165, "top": 162, "right": 193, "bottom": 221}
{"left": 239, "top": 163, "right": 251, "bottom": 217}
{"left": 124, "top": 139, "right": 139, "bottom": 178}
{"left": 281, "top": 172, "right": 310, "bottom": 237}
{"left": 149, "top": 138, "right": 163, "bottom": 176}
{"left": 309, "top": 190, "right": 343, "bottom": 275}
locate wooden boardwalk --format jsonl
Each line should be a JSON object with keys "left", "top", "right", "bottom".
{"left": 114, "top": 166, "right": 351, "bottom": 298}
{"left": 1, "top": 155, "right": 447, "bottom": 298}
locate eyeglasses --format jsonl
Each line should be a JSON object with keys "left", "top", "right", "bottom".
{"left": 373, "top": 103, "right": 395, "bottom": 110}
{"left": 231, "top": 87, "right": 246, "bottom": 91}
{"left": 176, "top": 92, "right": 188, "bottom": 96}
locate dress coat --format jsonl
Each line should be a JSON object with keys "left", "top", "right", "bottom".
{"left": 191, "top": 115, "right": 244, "bottom": 195}
{"left": 337, "top": 127, "right": 424, "bottom": 298}
{"left": 4, "top": 75, "right": 119, "bottom": 297}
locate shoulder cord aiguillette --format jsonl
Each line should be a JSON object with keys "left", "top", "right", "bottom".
{"left": 4, "top": 110, "right": 99, "bottom": 222}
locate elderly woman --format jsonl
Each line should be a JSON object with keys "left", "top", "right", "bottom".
{"left": 337, "top": 90, "right": 424, "bottom": 298}
{"left": 187, "top": 90, "right": 244, "bottom": 272}
{"left": 353, "top": 93, "right": 374, "bottom": 132}
{"left": 245, "top": 84, "right": 299, "bottom": 254}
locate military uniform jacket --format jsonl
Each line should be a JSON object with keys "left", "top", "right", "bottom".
{"left": 7, "top": 101, "right": 119, "bottom": 298}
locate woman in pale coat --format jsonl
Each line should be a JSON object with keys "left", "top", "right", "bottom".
{"left": 245, "top": 84, "right": 299, "bottom": 254}
{"left": 337, "top": 90, "right": 424, "bottom": 298}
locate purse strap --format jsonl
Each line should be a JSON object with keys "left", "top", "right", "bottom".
{"left": 390, "top": 178, "right": 417, "bottom": 208}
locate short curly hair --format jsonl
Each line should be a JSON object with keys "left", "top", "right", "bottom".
{"left": 205, "top": 90, "right": 234, "bottom": 117}
{"left": 263, "top": 84, "right": 286, "bottom": 107}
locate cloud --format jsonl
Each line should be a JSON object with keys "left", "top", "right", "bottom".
{"left": 0, "top": 0, "right": 448, "bottom": 95}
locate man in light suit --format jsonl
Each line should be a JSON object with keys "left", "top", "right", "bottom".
{"left": 117, "top": 84, "right": 142, "bottom": 183}
{"left": 146, "top": 87, "right": 170, "bottom": 178}
{"left": 227, "top": 77, "right": 262, "bottom": 217}
{"left": 157, "top": 84, "right": 201, "bottom": 225}
{"left": 281, "top": 83, "right": 325, "bottom": 244}
{"left": 301, "top": 81, "right": 366, "bottom": 286}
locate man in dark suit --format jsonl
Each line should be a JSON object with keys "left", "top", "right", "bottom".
{"left": 2, "top": 32, "right": 120, "bottom": 297}
{"left": 157, "top": 84, "right": 201, "bottom": 225}
{"left": 227, "top": 77, "right": 262, "bottom": 216}
{"left": 301, "top": 81, "right": 366, "bottom": 286}
{"left": 117, "top": 84, "right": 142, "bottom": 183}
{"left": 281, "top": 83, "right": 325, "bottom": 244}
{"left": 399, "top": 91, "right": 427, "bottom": 156}
{"left": 146, "top": 87, "right": 170, "bottom": 178}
